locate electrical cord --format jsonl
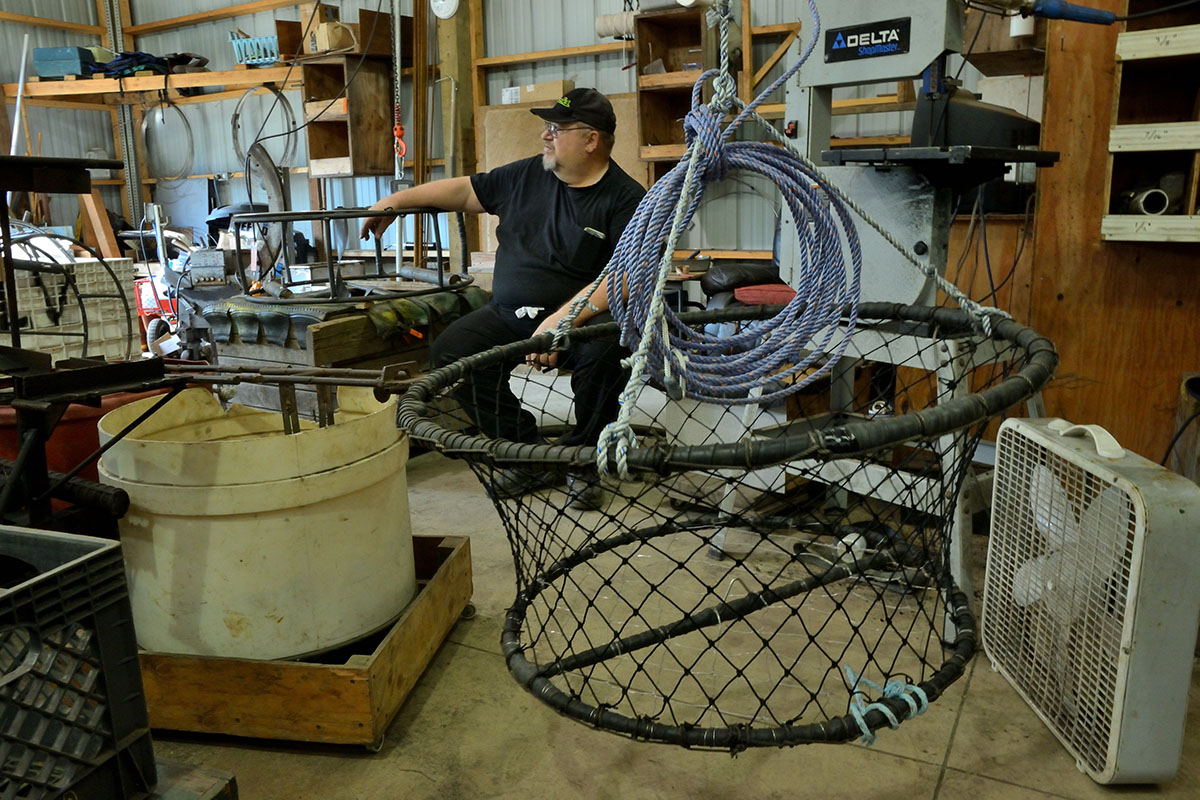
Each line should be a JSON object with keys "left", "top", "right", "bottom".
{"left": 982, "top": 191, "right": 1035, "bottom": 303}
{"left": 1162, "top": 409, "right": 1200, "bottom": 466}
{"left": 242, "top": 0, "right": 388, "bottom": 205}
{"left": 926, "top": 11, "right": 988, "bottom": 146}
{"left": 231, "top": 85, "right": 298, "bottom": 170}
{"left": 141, "top": 96, "right": 195, "bottom": 182}
{"left": 238, "top": 9, "right": 322, "bottom": 205}
{"left": 170, "top": 256, "right": 194, "bottom": 320}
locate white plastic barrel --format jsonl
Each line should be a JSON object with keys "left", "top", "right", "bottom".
{"left": 97, "top": 386, "right": 416, "bottom": 660}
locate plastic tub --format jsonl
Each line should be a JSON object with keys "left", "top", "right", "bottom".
{"left": 98, "top": 387, "right": 416, "bottom": 660}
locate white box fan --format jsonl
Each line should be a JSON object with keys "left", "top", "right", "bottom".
{"left": 982, "top": 417, "right": 1200, "bottom": 784}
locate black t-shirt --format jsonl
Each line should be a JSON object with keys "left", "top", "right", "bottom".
{"left": 470, "top": 156, "right": 646, "bottom": 311}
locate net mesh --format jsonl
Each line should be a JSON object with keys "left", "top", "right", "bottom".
{"left": 398, "top": 302, "right": 1055, "bottom": 750}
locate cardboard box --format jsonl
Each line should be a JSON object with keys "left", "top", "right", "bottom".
{"left": 279, "top": 9, "right": 405, "bottom": 58}
{"left": 312, "top": 21, "right": 355, "bottom": 53}
{"left": 501, "top": 79, "right": 575, "bottom": 105}
{"left": 300, "top": 2, "right": 339, "bottom": 33}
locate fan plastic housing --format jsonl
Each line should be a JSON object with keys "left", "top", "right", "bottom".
{"left": 982, "top": 417, "right": 1200, "bottom": 784}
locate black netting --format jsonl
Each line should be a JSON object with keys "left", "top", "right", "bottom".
{"left": 397, "top": 303, "right": 1056, "bottom": 750}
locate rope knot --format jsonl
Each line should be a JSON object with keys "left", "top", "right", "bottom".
{"left": 683, "top": 106, "right": 727, "bottom": 182}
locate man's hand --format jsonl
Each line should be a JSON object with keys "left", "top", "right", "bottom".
{"left": 359, "top": 202, "right": 397, "bottom": 240}
{"left": 526, "top": 313, "right": 566, "bottom": 371}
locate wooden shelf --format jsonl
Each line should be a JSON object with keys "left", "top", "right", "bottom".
{"left": 832, "top": 95, "right": 916, "bottom": 116}
{"left": 3, "top": 66, "right": 300, "bottom": 102}
{"left": 830, "top": 135, "right": 911, "bottom": 148}
{"left": 1104, "top": 11, "right": 1200, "bottom": 241}
{"left": 475, "top": 41, "right": 626, "bottom": 68}
{"left": 638, "top": 70, "right": 704, "bottom": 91}
{"left": 1116, "top": 23, "right": 1200, "bottom": 61}
{"left": 1101, "top": 214, "right": 1200, "bottom": 241}
{"left": 640, "top": 144, "right": 686, "bottom": 161}
{"left": 1109, "top": 122, "right": 1200, "bottom": 151}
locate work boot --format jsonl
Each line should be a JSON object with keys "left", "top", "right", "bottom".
{"left": 566, "top": 473, "right": 604, "bottom": 511}
{"left": 487, "top": 467, "right": 565, "bottom": 500}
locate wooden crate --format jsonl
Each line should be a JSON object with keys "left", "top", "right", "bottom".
{"left": 138, "top": 535, "right": 472, "bottom": 749}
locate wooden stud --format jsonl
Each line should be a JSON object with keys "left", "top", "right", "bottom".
{"left": 474, "top": 41, "right": 625, "bottom": 68}
{"left": 437, "top": 7, "right": 481, "bottom": 261}
{"left": 413, "top": 0, "right": 429, "bottom": 258}
{"left": 740, "top": 0, "right": 752, "bottom": 103}
{"left": 752, "top": 23, "right": 801, "bottom": 90}
{"left": 125, "top": 0, "right": 304, "bottom": 36}
{"left": 80, "top": 189, "right": 121, "bottom": 258}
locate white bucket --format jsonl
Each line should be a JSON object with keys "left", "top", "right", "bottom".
{"left": 98, "top": 386, "right": 416, "bottom": 660}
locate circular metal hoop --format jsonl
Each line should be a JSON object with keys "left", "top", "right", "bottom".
{"left": 140, "top": 99, "right": 194, "bottom": 182}
{"left": 230, "top": 85, "right": 298, "bottom": 170}
{"left": 397, "top": 301, "right": 1057, "bottom": 749}
{"left": 398, "top": 303, "right": 1058, "bottom": 475}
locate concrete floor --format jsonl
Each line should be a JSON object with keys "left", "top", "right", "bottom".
{"left": 154, "top": 451, "right": 1200, "bottom": 800}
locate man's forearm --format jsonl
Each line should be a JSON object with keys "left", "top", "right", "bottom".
{"left": 373, "top": 176, "right": 483, "bottom": 214}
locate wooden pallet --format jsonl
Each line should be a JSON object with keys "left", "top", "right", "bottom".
{"left": 151, "top": 759, "right": 238, "bottom": 799}
{"left": 138, "top": 535, "right": 472, "bottom": 749}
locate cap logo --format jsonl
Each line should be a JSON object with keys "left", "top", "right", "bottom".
{"left": 557, "top": 96, "right": 571, "bottom": 108}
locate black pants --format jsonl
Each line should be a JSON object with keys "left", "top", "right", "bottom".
{"left": 431, "top": 302, "right": 630, "bottom": 447}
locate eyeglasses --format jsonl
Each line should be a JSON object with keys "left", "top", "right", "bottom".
{"left": 544, "top": 122, "right": 596, "bottom": 139}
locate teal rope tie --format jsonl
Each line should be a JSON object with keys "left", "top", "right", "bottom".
{"left": 843, "top": 664, "right": 929, "bottom": 746}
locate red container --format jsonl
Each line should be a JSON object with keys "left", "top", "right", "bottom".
{"left": 0, "top": 390, "right": 168, "bottom": 482}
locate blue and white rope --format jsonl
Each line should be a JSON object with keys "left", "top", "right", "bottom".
{"left": 555, "top": 0, "right": 1003, "bottom": 477}
{"left": 843, "top": 664, "right": 929, "bottom": 745}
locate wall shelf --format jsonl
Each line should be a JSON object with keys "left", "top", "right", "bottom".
{"left": 1103, "top": 10, "right": 1200, "bottom": 241}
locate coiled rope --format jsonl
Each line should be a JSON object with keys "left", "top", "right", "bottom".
{"left": 557, "top": 0, "right": 1003, "bottom": 477}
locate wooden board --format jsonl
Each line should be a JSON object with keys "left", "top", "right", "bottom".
{"left": 1117, "top": 23, "right": 1200, "bottom": 60}
{"left": 138, "top": 535, "right": 472, "bottom": 747}
{"left": 150, "top": 759, "right": 237, "bottom": 800}
{"left": 477, "top": 93, "right": 650, "bottom": 252}
{"left": 79, "top": 188, "right": 121, "bottom": 259}
{"left": 1028, "top": 4, "right": 1200, "bottom": 460}
{"left": 307, "top": 313, "right": 397, "bottom": 365}
{"left": 962, "top": 9, "right": 1047, "bottom": 76}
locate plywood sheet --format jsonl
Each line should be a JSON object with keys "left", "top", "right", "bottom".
{"left": 477, "top": 93, "right": 650, "bottom": 251}
{"left": 1029, "top": 8, "right": 1200, "bottom": 460}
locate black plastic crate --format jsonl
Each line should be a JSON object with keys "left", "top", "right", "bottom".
{"left": 0, "top": 527, "right": 155, "bottom": 799}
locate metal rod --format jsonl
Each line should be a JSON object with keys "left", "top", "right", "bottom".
{"left": 0, "top": 427, "right": 40, "bottom": 516}
{"left": 37, "top": 386, "right": 182, "bottom": 503}
{"left": 0, "top": 458, "right": 128, "bottom": 517}
{"left": 8, "top": 35, "right": 29, "bottom": 158}
{"left": 168, "top": 364, "right": 406, "bottom": 380}
{"left": 0, "top": 201, "right": 22, "bottom": 348}
{"left": 278, "top": 383, "right": 300, "bottom": 434}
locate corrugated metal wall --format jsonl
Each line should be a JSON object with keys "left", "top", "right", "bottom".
{"left": 4, "top": 0, "right": 987, "bottom": 253}
{"left": 1, "top": 1, "right": 122, "bottom": 224}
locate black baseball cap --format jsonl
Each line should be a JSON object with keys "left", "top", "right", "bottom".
{"left": 530, "top": 88, "right": 617, "bottom": 135}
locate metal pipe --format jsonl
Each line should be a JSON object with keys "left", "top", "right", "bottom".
{"left": 8, "top": 35, "right": 29, "bottom": 158}
{"left": 37, "top": 387, "right": 184, "bottom": 503}
{"left": 395, "top": 264, "right": 463, "bottom": 286}
{"left": 0, "top": 459, "right": 128, "bottom": 517}
{"left": 0, "top": 429, "right": 39, "bottom": 516}
{"left": 1128, "top": 188, "right": 1170, "bottom": 216}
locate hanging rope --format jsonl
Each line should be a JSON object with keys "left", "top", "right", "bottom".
{"left": 564, "top": 0, "right": 1005, "bottom": 478}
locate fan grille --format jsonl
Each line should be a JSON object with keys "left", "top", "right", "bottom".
{"left": 983, "top": 423, "right": 1137, "bottom": 777}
